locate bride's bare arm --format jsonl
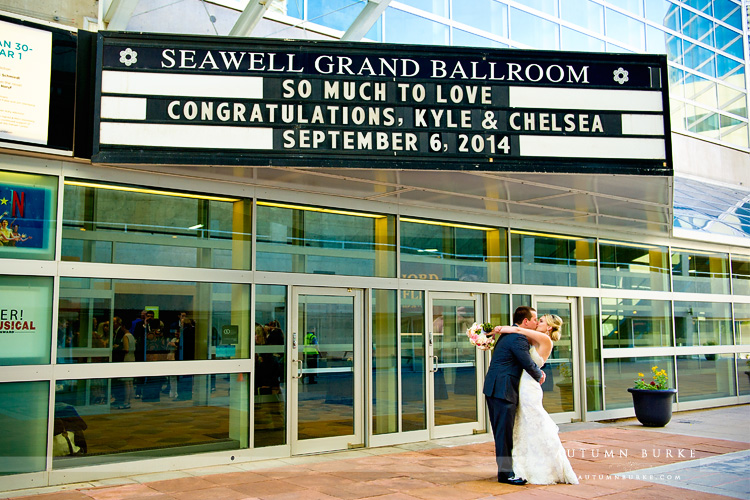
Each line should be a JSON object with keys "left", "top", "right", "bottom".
{"left": 498, "top": 326, "right": 553, "bottom": 360}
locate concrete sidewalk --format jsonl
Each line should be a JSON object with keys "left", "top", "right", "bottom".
{"left": 5, "top": 405, "right": 749, "bottom": 500}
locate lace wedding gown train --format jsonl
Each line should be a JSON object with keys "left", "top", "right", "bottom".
{"left": 512, "top": 347, "right": 579, "bottom": 485}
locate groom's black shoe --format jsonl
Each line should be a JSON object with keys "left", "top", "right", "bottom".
{"left": 498, "top": 473, "right": 527, "bottom": 485}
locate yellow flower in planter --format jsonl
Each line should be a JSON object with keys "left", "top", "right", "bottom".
{"left": 633, "top": 365, "right": 670, "bottom": 390}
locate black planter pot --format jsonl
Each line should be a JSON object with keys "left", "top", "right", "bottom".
{"left": 628, "top": 388, "right": 677, "bottom": 427}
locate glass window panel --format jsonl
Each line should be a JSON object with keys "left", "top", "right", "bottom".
{"left": 603, "top": 357, "right": 675, "bottom": 409}
{"left": 286, "top": 0, "right": 302, "bottom": 18}
{"left": 453, "top": 0, "right": 508, "bottom": 37}
{"left": 721, "top": 122, "right": 749, "bottom": 148}
{"left": 716, "top": 54, "right": 744, "bottom": 82}
{"left": 680, "top": 8, "right": 714, "bottom": 45}
{"left": 515, "top": 0, "right": 558, "bottom": 16}
{"left": 599, "top": 241, "right": 670, "bottom": 291}
{"left": 561, "top": 27, "right": 605, "bottom": 51}
{"left": 732, "top": 257, "right": 750, "bottom": 296}
{"left": 687, "top": 78, "right": 718, "bottom": 109}
{"left": 401, "top": 290, "right": 426, "bottom": 431}
{"left": 53, "top": 373, "right": 248, "bottom": 466}
{"left": 401, "top": 0, "right": 449, "bottom": 16}
{"left": 401, "top": 220, "right": 507, "bottom": 283}
{"left": 715, "top": 24, "right": 741, "bottom": 54}
{"left": 583, "top": 298, "right": 602, "bottom": 411}
{"left": 674, "top": 301, "right": 733, "bottom": 347}
{"left": 738, "top": 354, "right": 750, "bottom": 395}
{"left": 384, "top": 9, "right": 449, "bottom": 45}
{"left": 0, "top": 170, "right": 57, "bottom": 261}
{"left": 608, "top": 0, "right": 643, "bottom": 16}
{"left": 605, "top": 9, "right": 645, "bottom": 51}
{"left": 256, "top": 202, "right": 395, "bottom": 277}
{"left": 62, "top": 180, "right": 251, "bottom": 270}
{"left": 713, "top": 0, "right": 742, "bottom": 27}
{"left": 57, "top": 278, "right": 251, "bottom": 364}
{"left": 606, "top": 42, "right": 633, "bottom": 53}
{"left": 676, "top": 354, "right": 735, "bottom": 401}
{"left": 1, "top": 275, "right": 52, "bottom": 366}
{"left": 672, "top": 249, "right": 730, "bottom": 294}
{"left": 602, "top": 298, "right": 673, "bottom": 348}
{"left": 686, "top": 104, "right": 720, "bottom": 137}
{"left": 372, "top": 289, "right": 398, "bottom": 435}
{"left": 683, "top": 0, "right": 712, "bottom": 15}
{"left": 254, "top": 284, "right": 287, "bottom": 447}
{"left": 489, "top": 293, "right": 510, "bottom": 328}
{"left": 645, "top": 0, "right": 672, "bottom": 24}
{"left": 365, "top": 17, "right": 382, "bottom": 41}
{"left": 683, "top": 43, "right": 716, "bottom": 78}
{"left": 453, "top": 29, "right": 508, "bottom": 48}
{"left": 736, "top": 303, "right": 750, "bottom": 345}
{"left": 670, "top": 97, "right": 687, "bottom": 129}
{"left": 510, "top": 231, "right": 596, "bottom": 287}
{"left": 510, "top": 9, "right": 560, "bottom": 49}
{"left": 668, "top": 67, "right": 685, "bottom": 97}
{"left": 665, "top": 33, "right": 683, "bottom": 63}
{"left": 717, "top": 83, "right": 746, "bottom": 113}
{"left": 646, "top": 25, "right": 667, "bottom": 53}
{"left": 307, "top": 0, "right": 366, "bottom": 31}
{"left": 560, "top": 0, "right": 603, "bottom": 33}
{"left": 0, "top": 381, "right": 49, "bottom": 475}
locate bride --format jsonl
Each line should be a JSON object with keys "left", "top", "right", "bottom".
{"left": 498, "top": 314, "right": 579, "bottom": 485}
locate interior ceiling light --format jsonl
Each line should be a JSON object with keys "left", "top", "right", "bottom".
{"left": 401, "top": 217, "right": 495, "bottom": 231}
{"left": 64, "top": 180, "right": 241, "bottom": 202}
{"left": 257, "top": 201, "right": 386, "bottom": 218}
{"left": 511, "top": 229, "right": 582, "bottom": 240}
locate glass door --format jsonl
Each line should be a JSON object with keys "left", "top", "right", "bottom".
{"left": 427, "top": 292, "right": 485, "bottom": 439}
{"left": 533, "top": 296, "right": 580, "bottom": 423}
{"left": 290, "top": 287, "right": 363, "bottom": 455}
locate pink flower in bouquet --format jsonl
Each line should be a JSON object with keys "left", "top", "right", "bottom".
{"left": 466, "top": 322, "right": 497, "bottom": 351}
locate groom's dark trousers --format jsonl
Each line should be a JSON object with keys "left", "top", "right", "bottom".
{"left": 483, "top": 333, "right": 544, "bottom": 479}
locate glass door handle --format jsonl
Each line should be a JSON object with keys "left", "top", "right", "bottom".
{"left": 292, "top": 359, "right": 303, "bottom": 379}
{"left": 432, "top": 355, "right": 439, "bottom": 372}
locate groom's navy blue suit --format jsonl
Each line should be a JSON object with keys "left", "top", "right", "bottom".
{"left": 483, "top": 332, "right": 544, "bottom": 480}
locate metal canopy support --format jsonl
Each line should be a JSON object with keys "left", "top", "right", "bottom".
{"left": 341, "top": 0, "right": 392, "bottom": 41}
{"left": 229, "top": 0, "right": 274, "bottom": 37}
{"left": 103, "top": 0, "right": 139, "bottom": 30}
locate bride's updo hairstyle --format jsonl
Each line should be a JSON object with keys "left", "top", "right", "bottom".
{"left": 542, "top": 314, "right": 563, "bottom": 341}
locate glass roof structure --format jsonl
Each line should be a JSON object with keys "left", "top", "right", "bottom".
{"left": 674, "top": 176, "right": 750, "bottom": 241}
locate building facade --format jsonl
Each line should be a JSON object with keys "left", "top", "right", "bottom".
{"left": 0, "top": 0, "right": 748, "bottom": 492}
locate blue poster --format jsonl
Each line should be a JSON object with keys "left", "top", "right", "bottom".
{"left": 0, "top": 183, "right": 48, "bottom": 249}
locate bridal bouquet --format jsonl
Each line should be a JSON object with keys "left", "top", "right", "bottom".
{"left": 466, "top": 322, "right": 497, "bottom": 351}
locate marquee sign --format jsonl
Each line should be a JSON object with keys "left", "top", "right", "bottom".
{"left": 93, "top": 32, "right": 671, "bottom": 173}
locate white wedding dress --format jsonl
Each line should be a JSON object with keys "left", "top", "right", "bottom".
{"left": 512, "top": 347, "right": 579, "bottom": 485}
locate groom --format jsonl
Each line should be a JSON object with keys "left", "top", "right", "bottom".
{"left": 483, "top": 306, "right": 545, "bottom": 485}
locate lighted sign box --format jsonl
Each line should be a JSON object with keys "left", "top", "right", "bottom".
{"left": 0, "top": 15, "right": 77, "bottom": 154}
{"left": 93, "top": 32, "right": 671, "bottom": 174}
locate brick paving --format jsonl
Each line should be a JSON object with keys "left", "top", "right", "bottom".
{"left": 4, "top": 408, "right": 749, "bottom": 500}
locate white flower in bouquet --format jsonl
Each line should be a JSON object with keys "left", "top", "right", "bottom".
{"left": 466, "top": 322, "right": 497, "bottom": 351}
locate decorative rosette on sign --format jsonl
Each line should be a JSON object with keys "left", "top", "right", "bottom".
{"left": 466, "top": 322, "right": 497, "bottom": 351}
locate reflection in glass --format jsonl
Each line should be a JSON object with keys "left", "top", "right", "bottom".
{"left": 599, "top": 241, "right": 669, "bottom": 291}
{"left": 510, "top": 230, "right": 596, "bottom": 287}
{"left": 432, "top": 298, "right": 478, "bottom": 426}
{"left": 560, "top": 0, "right": 603, "bottom": 33}
{"left": 509, "top": 9, "right": 560, "bottom": 49}
{"left": 453, "top": 0, "right": 508, "bottom": 37}
{"left": 731, "top": 256, "right": 750, "bottom": 296}
{"left": 562, "top": 27, "right": 605, "bottom": 52}
{"left": 737, "top": 354, "right": 750, "bottom": 395}
{"left": 583, "top": 298, "right": 603, "bottom": 412}
{"left": 672, "top": 249, "right": 730, "bottom": 294}
{"left": 62, "top": 180, "right": 251, "bottom": 269}
{"left": 1, "top": 276, "right": 53, "bottom": 366}
{"left": 307, "top": 0, "right": 366, "bottom": 32}
{"left": 401, "top": 290, "right": 426, "bottom": 431}
{"left": 605, "top": 9, "right": 645, "bottom": 50}
{"left": 674, "top": 301, "right": 732, "bottom": 346}
{"left": 57, "top": 278, "right": 250, "bottom": 365}
{"left": 401, "top": 219, "right": 507, "bottom": 283}
{"left": 676, "top": 354, "right": 735, "bottom": 401}
{"left": 398, "top": 0, "right": 448, "bottom": 16}
{"left": 296, "top": 294, "right": 355, "bottom": 441}
{"left": 735, "top": 303, "right": 750, "bottom": 345}
{"left": 254, "top": 285, "right": 287, "bottom": 447}
{"left": 453, "top": 29, "right": 508, "bottom": 48}
{"left": 601, "top": 298, "right": 673, "bottom": 348}
{"left": 537, "top": 301, "right": 575, "bottom": 414}
{"left": 384, "top": 9, "right": 449, "bottom": 45}
{"left": 0, "top": 381, "right": 48, "bottom": 475}
{"left": 372, "top": 290, "right": 398, "bottom": 435}
{"left": 603, "top": 357, "right": 675, "bottom": 409}
{"left": 489, "top": 294, "right": 510, "bottom": 328}
{"left": 256, "top": 202, "right": 395, "bottom": 277}
{"left": 515, "top": 0, "right": 558, "bottom": 16}
{"left": 53, "top": 374, "right": 248, "bottom": 467}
